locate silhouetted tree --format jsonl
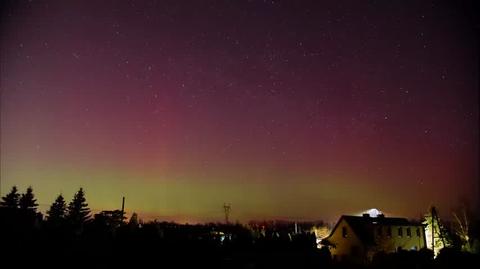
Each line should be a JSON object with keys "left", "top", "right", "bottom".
{"left": 47, "top": 194, "right": 67, "bottom": 224}
{"left": 128, "top": 212, "right": 139, "bottom": 228}
{"left": 1, "top": 186, "right": 20, "bottom": 208}
{"left": 451, "top": 201, "right": 480, "bottom": 253}
{"left": 19, "top": 186, "right": 38, "bottom": 212}
{"left": 66, "top": 188, "right": 91, "bottom": 228}
{"left": 424, "top": 207, "right": 452, "bottom": 256}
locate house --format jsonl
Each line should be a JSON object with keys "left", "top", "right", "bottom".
{"left": 322, "top": 212, "right": 426, "bottom": 262}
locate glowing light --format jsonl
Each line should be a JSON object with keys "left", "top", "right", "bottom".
{"left": 311, "top": 225, "right": 332, "bottom": 248}
{"left": 361, "top": 208, "right": 383, "bottom": 217}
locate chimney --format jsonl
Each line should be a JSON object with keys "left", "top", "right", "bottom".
{"left": 362, "top": 213, "right": 370, "bottom": 218}
{"left": 377, "top": 214, "right": 385, "bottom": 218}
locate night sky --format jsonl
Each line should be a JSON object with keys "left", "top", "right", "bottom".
{"left": 1, "top": 0, "right": 478, "bottom": 223}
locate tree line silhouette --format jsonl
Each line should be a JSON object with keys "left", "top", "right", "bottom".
{"left": 0, "top": 185, "right": 478, "bottom": 269}
{"left": 1, "top": 186, "right": 91, "bottom": 232}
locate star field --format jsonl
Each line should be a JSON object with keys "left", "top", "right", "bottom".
{"left": 0, "top": 0, "right": 478, "bottom": 222}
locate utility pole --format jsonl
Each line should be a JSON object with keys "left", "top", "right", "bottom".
{"left": 121, "top": 196, "right": 125, "bottom": 222}
{"left": 430, "top": 206, "right": 446, "bottom": 254}
{"left": 431, "top": 206, "right": 435, "bottom": 253}
{"left": 223, "top": 203, "right": 231, "bottom": 224}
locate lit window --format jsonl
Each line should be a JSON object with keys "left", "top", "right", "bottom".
{"left": 398, "top": 227, "right": 403, "bottom": 237}
{"left": 342, "top": 227, "right": 347, "bottom": 238}
{"left": 407, "top": 227, "right": 411, "bottom": 237}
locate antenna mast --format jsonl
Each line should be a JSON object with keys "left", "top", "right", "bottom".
{"left": 223, "top": 203, "right": 231, "bottom": 224}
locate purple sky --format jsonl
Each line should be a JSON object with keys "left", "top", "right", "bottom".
{"left": 1, "top": 0, "right": 478, "bottom": 222}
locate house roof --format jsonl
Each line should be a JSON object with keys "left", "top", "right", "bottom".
{"left": 324, "top": 215, "right": 424, "bottom": 246}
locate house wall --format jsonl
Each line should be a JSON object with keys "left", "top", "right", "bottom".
{"left": 373, "top": 225, "right": 426, "bottom": 253}
{"left": 327, "top": 219, "right": 365, "bottom": 261}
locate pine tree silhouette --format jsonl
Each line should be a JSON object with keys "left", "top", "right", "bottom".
{"left": 1, "top": 186, "right": 20, "bottom": 208}
{"left": 19, "top": 186, "right": 38, "bottom": 212}
{"left": 66, "top": 188, "right": 91, "bottom": 227}
{"left": 47, "top": 194, "right": 67, "bottom": 224}
{"left": 128, "top": 212, "right": 139, "bottom": 227}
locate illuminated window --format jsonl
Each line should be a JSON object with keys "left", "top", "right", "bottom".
{"left": 342, "top": 227, "right": 347, "bottom": 238}
{"left": 407, "top": 227, "right": 411, "bottom": 237}
{"left": 398, "top": 227, "right": 403, "bottom": 237}
{"left": 387, "top": 227, "right": 392, "bottom": 237}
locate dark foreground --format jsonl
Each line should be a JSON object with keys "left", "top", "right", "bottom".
{"left": 1, "top": 208, "right": 479, "bottom": 269}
